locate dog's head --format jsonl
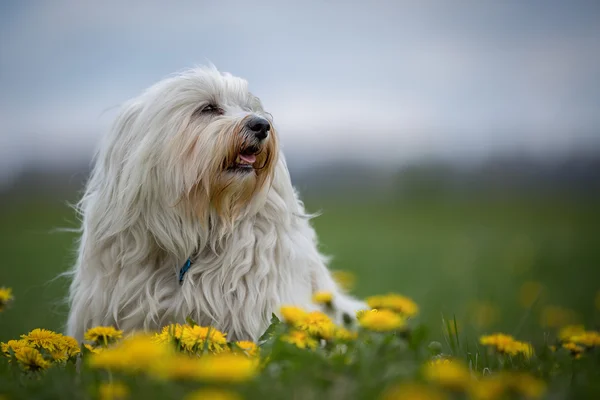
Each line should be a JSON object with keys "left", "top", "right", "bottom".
{"left": 112, "top": 67, "right": 279, "bottom": 227}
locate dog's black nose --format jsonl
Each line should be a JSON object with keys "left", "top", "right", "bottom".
{"left": 247, "top": 116, "right": 270, "bottom": 140}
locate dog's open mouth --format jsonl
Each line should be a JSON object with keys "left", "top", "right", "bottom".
{"left": 228, "top": 146, "right": 261, "bottom": 172}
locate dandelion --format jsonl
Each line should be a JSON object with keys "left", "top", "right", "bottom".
{"left": 84, "top": 326, "right": 123, "bottom": 346}
{"left": 334, "top": 327, "right": 358, "bottom": 341}
{"left": 562, "top": 342, "right": 584, "bottom": 356}
{"left": 185, "top": 389, "right": 241, "bottom": 400}
{"left": 569, "top": 331, "right": 600, "bottom": 348}
{"left": 507, "top": 373, "right": 546, "bottom": 399}
{"left": 423, "top": 359, "right": 471, "bottom": 391}
{"left": 1, "top": 339, "right": 31, "bottom": 357}
{"left": 98, "top": 382, "right": 129, "bottom": 400}
{"left": 0, "top": 287, "right": 14, "bottom": 311}
{"left": 366, "top": 293, "right": 419, "bottom": 317}
{"left": 382, "top": 383, "right": 447, "bottom": 400}
{"left": 281, "top": 330, "right": 318, "bottom": 350}
{"left": 88, "top": 334, "right": 172, "bottom": 372}
{"left": 193, "top": 353, "right": 259, "bottom": 383}
{"left": 154, "top": 323, "right": 184, "bottom": 345}
{"left": 358, "top": 309, "right": 405, "bottom": 332}
{"left": 58, "top": 335, "right": 81, "bottom": 357}
{"left": 14, "top": 347, "right": 50, "bottom": 371}
{"left": 469, "top": 375, "right": 505, "bottom": 400}
{"left": 234, "top": 341, "right": 259, "bottom": 357}
{"left": 470, "top": 372, "right": 545, "bottom": 400}
{"left": 180, "top": 325, "right": 228, "bottom": 353}
{"left": 21, "top": 328, "right": 63, "bottom": 352}
{"left": 296, "top": 311, "right": 335, "bottom": 339}
{"left": 312, "top": 291, "right": 333, "bottom": 306}
{"left": 479, "top": 333, "right": 533, "bottom": 357}
{"left": 280, "top": 305, "right": 308, "bottom": 325}
{"left": 558, "top": 325, "right": 586, "bottom": 342}
{"left": 48, "top": 335, "right": 81, "bottom": 362}
{"left": 84, "top": 343, "right": 102, "bottom": 354}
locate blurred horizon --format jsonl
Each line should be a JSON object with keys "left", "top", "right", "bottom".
{"left": 2, "top": 1, "right": 600, "bottom": 186}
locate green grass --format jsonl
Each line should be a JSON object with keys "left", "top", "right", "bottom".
{"left": 1, "top": 194, "right": 599, "bottom": 341}
{"left": 1, "top": 192, "right": 599, "bottom": 399}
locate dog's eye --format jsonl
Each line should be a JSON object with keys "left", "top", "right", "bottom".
{"left": 201, "top": 104, "right": 223, "bottom": 115}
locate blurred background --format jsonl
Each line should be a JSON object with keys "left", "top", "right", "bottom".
{"left": 1, "top": 1, "right": 599, "bottom": 344}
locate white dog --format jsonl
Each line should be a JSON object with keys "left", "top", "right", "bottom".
{"left": 66, "top": 66, "right": 366, "bottom": 342}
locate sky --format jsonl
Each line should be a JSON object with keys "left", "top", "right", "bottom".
{"left": 1, "top": 0, "right": 600, "bottom": 183}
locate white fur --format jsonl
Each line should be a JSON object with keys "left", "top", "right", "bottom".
{"left": 66, "top": 66, "right": 366, "bottom": 342}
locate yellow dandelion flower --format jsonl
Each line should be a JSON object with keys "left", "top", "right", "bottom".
{"left": 569, "top": 331, "right": 600, "bottom": 348}
{"left": 366, "top": 293, "right": 419, "bottom": 317}
{"left": 358, "top": 309, "right": 405, "bottom": 332}
{"left": 480, "top": 333, "right": 514, "bottom": 347}
{"left": 193, "top": 353, "right": 259, "bottom": 383}
{"left": 562, "top": 342, "right": 584, "bottom": 356}
{"left": 234, "top": 341, "right": 259, "bottom": 357}
{"left": 558, "top": 325, "right": 586, "bottom": 342}
{"left": 84, "top": 326, "right": 123, "bottom": 346}
{"left": 46, "top": 335, "right": 81, "bottom": 362}
{"left": 334, "top": 327, "right": 358, "bottom": 341}
{"left": 49, "top": 350, "right": 69, "bottom": 362}
{"left": 382, "top": 383, "right": 447, "bottom": 400}
{"left": 1, "top": 339, "right": 31, "bottom": 357}
{"left": 281, "top": 330, "right": 318, "bottom": 350}
{"left": 280, "top": 305, "right": 308, "bottom": 325}
{"left": 58, "top": 335, "right": 81, "bottom": 357}
{"left": 507, "top": 372, "right": 546, "bottom": 399}
{"left": 428, "top": 358, "right": 452, "bottom": 366}
{"left": 180, "top": 325, "right": 228, "bottom": 353}
{"left": 480, "top": 333, "right": 533, "bottom": 358}
{"left": 99, "top": 382, "right": 129, "bottom": 400}
{"left": 423, "top": 359, "right": 471, "bottom": 390}
{"left": 0, "top": 287, "right": 14, "bottom": 311}
{"left": 332, "top": 270, "right": 356, "bottom": 292}
{"left": 185, "top": 388, "right": 241, "bottom": 400}
{"left": 21, "top": 328, "right": 63, "bottom": 352}
{"left": 469, "top": 375, "right": 505, "bottom": 400}
{"left": 154, "top": 323, "right": 184, "bottom": 345}
{"left": 88, "top": 334, "right": 172, "bottom": 372}
{"left": 296, "top": 311, "right": 335, "bottom": 338}
{"left": 151, "top": 354, "right": 206, "bottom": 380}
{"left": 84, "top": 343, "right": 102, "bottom": 354}
{"left": 312, "top": 291, "right": 333, "bottom": 305}
{"left": 14, "top": 347, "right": 50, "bottom": 371}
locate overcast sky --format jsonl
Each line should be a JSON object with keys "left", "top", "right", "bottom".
{"left": 1, "top": 1, "right": 600, "bottom": 183}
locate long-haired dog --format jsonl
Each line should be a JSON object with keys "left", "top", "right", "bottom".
{"left": 66, "top": 66, "right": 366, "bottom": 341}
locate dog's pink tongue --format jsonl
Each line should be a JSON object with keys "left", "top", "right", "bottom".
{"left": 239, "top": 154, "right": 256, "bottom": 164}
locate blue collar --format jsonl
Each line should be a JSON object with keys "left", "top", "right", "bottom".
{"left": 179, "top": 258, "right": 192, "bottom": 284}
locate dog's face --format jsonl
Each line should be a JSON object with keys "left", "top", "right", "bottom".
{"left": 134, "top": 67, "right": 279, "bottom": 225}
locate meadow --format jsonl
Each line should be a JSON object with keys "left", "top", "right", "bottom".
{"left": 0, "top": 190, "right": 599, "bottom": 399}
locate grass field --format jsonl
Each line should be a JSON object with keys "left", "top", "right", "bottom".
{"left": 1, "top": 190, "right": 600, "bottom": 399}
{"left": 1, "top": 192, "right": 599, "bottom": 343}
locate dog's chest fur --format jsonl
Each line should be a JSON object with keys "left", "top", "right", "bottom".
{"left": 114, "top": 212, "right": 321, "bottom": 341}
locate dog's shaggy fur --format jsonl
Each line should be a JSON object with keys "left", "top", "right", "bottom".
{"left": 66, "top": 66, "right": 366, "bottom": 342}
